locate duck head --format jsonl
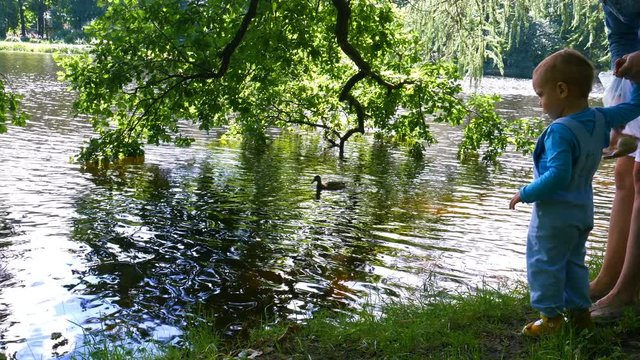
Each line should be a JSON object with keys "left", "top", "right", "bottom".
{"left": 312, "top": 175, "right": 321, "bottom": 183}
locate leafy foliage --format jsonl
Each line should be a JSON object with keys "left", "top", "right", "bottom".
{"left": 0, "top": 76, "right": 27, "bottom": 133}
{"left": 409, "top": 0, "right": 606, "bottom": 78}
{"left": 0, "top": 0, "right": 20, "bottom": 39}
{"left": 57, "top": 0, "right": 542, "bottom": 164}
{"left": 459, "top": 95, "right": 545, "bottom": 162}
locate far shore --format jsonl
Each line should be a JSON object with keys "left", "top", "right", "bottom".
{"left": 0, "top": 40, "right": 90, "bottom": 54}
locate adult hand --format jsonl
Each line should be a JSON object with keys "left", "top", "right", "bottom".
{"left": 614, "top": 51, "right": 640, "bottom": 82}
{"left": 509, "top": 192, "right": 521, "bottom": 210}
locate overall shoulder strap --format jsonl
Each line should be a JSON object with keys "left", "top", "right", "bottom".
{"left": 592, "top": 109, "right": 606, "bottom": 147}
{"left": 553, "top": 117, "right": 591, "bottom": 144}
{"left": 552, "top": 111, "right": 604, "bottom": 152}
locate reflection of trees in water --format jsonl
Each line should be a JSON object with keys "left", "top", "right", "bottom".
{"left": 0, "top": 210, "right": 16, "bottom": 345}
{"left": 0, "top": 261, "right": 11, "bottom": 326}
{"left": 69, "top": 134, "right": 462, "bottom": 340}
{"left": 0, "top": 254, "right": 10, "bottom": 304}
{"left": 346, "top": 140, "right": 456, "bottom": 226}
{"left": 0, "top": 210, "right": 18, "bottom": 240}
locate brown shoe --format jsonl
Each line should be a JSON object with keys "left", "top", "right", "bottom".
{"left": 567, "top": 309, "right": 593, "bottom": 331}
{"left": 522, "top": 315, "right": 565, "bottom": 337}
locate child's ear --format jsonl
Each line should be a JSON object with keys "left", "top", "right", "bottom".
{"left": 556, "top": 82, "right": 569, "bottom": 98}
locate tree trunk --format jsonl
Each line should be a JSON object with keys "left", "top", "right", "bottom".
{"left": 36, "top": 0, "right": 45, "bottom": 38}
{"left": 18, "top": 0, "right": 26, "bottom": 38}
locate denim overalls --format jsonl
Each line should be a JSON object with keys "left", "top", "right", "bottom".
{"left": 527, "top": 113, "right": 605, "bottom": 316}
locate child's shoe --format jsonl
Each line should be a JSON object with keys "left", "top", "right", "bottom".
{"left": 522, "top": 315, "right": 565, "bottom": 336}
{"left": 567, "top": 309, "right": 593, "bottom": 331}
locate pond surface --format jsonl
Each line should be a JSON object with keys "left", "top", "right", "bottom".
{"left": 0, "top": 52, "right": 615, "bottom": 359}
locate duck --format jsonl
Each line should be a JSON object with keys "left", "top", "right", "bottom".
{"left": 312, "top": 175, "right": 346, "bottom": 191}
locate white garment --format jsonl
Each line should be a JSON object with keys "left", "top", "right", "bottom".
{"left": 622, "top": 119, "right": 640, "bottom": 138}
{"left": 600, "top": 74, "right": 640, "bottom": 160}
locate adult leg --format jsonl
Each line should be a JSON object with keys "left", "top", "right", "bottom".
{"left": 590, "top": 156, "right": 635, "bottom": 300}
{"left": 595, "top": 160, "right": 640, "bottom": 308}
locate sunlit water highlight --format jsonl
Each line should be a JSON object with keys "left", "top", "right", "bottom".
{"left": 0, "top": 52, "right": 615, "bottom": 359}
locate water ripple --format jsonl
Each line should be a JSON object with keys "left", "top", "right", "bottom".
{"left": 0, "top": 53, "right": 619, "bottom": 359}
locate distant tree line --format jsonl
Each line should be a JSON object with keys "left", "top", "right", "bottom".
{"left": 485, "top": 14, "right": 608, "bottom": 78}
{"left": 409, "top": 0, "right": 608, "bottom": 78}
{"left": 0, "top": 0, "right": 104, "bottom": 42}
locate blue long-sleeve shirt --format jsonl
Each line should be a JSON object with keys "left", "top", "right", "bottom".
{"left": 520, "top": 83, "right": 640, "bottom": 203}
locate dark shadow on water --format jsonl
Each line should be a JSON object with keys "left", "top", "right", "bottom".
{"left": 0, "top": 211, "right": 16, "bottom": 352}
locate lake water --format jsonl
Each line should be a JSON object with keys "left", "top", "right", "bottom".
{"left": 0, "top": 52, "right": 616, "bottom": 359}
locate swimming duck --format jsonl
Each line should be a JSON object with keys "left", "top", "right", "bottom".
{"left": 312, "top": 175, "right": 346, "bottom": 191}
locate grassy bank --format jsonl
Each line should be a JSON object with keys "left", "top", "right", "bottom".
{"left": 66, "top": 284, "right": 640, "bottom": 360}
{"left": 0, "top": 40, "right": 89, "bottom": 54}
{"left": 3, "top": 259, "right": 635, "bottom": 359}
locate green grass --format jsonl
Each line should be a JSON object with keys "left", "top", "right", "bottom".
{"left": 120, "top": 283, "right": 638, "bottom": 359}
{"left": 67, "top": 316, "right": 227, "bottom": 360}
{"left": 0, "top": 40, "right": 90, "bottom": 54}
{"left": 232, "top": 285, "right": 637, "bottom": 359}
{"left": 3, "top": 284, "right": 639, "bottom": 359}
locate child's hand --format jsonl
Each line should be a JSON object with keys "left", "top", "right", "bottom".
{"left": 509, "top": 192, "right": 521, "bottom": 210}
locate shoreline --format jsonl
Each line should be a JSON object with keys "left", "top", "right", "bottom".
{"left": 66, "top": 279, "right": 640, "bottom": 359}
{"left": 0, "top": 40, "right": 90, "bottom": 54}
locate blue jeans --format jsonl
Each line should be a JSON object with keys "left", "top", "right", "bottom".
{"left": 527, "top": 202, "right": 592, "bottom": 317}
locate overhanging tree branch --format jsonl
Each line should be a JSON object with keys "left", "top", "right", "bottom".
{"left": 121, "top": 0, "right": 260, "bottom": 145}
{"left": 338, "top": 71, "right": 367, "bottom": 144}
{"left": 212, "top": 0, "right": 259, "bottom": 78}
{"left": 331, "top": 0, "right": 413, "bottom": 157}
